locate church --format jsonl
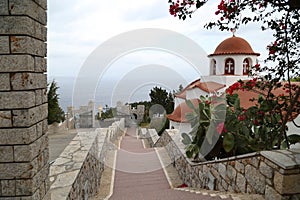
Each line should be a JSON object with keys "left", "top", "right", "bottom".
{"left": 167, "top": 34, "right": 300, "bottom": 142}
{"left": 168, "top": 34, "right": 260, "bottom": 132}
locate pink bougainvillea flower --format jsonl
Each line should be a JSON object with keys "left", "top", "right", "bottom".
{"left": 216, "top": 122, "right": 227, "bottom": 134}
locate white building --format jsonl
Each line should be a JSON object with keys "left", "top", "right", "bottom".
{"left": 167, "top": 34, "right": 260, "bottom": 134}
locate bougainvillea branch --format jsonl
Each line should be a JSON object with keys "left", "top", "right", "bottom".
{"left": 168, "top": 0, "right": 300, "bottom": 149}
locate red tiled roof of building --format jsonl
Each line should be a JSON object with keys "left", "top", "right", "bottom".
{"left": 208, "top": 36, "right": 260, "bottom": 57}
{"left": 234, "top": 81, "right": 300, "bottom": 121}
{"left": 167, "top": 98, "right": 201, "bottom": 123}
{"left": 175, "top": 79, "right": 225, "bottom": 99}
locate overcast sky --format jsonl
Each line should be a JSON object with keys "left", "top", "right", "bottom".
{"left": 48, "top": 0, "right": 273, "bottom": 80}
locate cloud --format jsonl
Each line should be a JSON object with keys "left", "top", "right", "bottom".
{"left": 48, "top": 0, "right": 273, "bottom": 78}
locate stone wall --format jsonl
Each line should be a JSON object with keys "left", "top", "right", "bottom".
{"left": 151, "top": 129, "right": 300, "bottom": 200}
{"left": 45, "top": 118, "right": 125, "bottom": 200}
{"left": 48, "top": 118, "right": 75, "bottom": 134}
{"left": 0, "top": 0, "right": 49, "bottom": 199}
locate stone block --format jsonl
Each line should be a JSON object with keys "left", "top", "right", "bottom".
{"left": 0, "top": 16, "right": 46, "bottom": 41}
{"left": 0, "top": 91, "right": 35, "bottom": 109}
{"left": 227, "top": 165, "right": 237, "bottom": 182}
{"left": 0, "top": 36, "right": 9, "bottom": 53}
{"left": 34, "top": 57, "right": 47, "bottom": 72}
{"left": 35, "top": 89, "right": 43, "bottom": 105}
{"left": 0, "top": 146, "right": 14, "bottom": 163}
{"left": 207, "top": 171, "right": 216, "bottom": 190}
{"left": 10, "top": 36, "right": 46, "bottom": 56}
{"left": 245, "top": 164, "right": 266, "bottom": 194}
{"left": 265, "top": 185, "right": 282, "bottom": 200}
{"left": 260, "top": 161, "right": 273, "bottom": 179}
{"left": 42, "top": 88, "right": 47, "bottom": 103}
{"left": 0, "top": 110, "right": 12, "bottom": 127}
{"left": 12, "top": 103, "right": 47, "bottom": 127}
{"left": 218, "top": 163, "right": 226, "bottom": 179}
{"left": 274, "top": 171, "right": 300, "bottom": 194}
{"left": 0, "top": 0, "right": 9, "bottom": 15}
{"left": 0, "top": 55, "right": 35, "bottom": 72}
{"left": 33, "top": 0, "right": 47, "bottom": 9}
{"left": 16, "top": 179, "right": 33, "bottom": 196}
{"left": 261, "top": 150, "right": 300, "bottom": 170}
{"left": 14, "top": 134, "right": 48, "bottom": 162}
{"left": 0, "top": 126, "right": 37, "bottom": 145}
{"left": 9, "top": 0, "right": 47, "bottom": 25}
{"left": 236, "top": 173, "right": 246, "bottom": 193}
{"left": 235, "top": 161, "right": 245, "bottom": 174}
{"left": 11, "top": 73, "right": 46, "bottom": 90}
{"left": 0, "top": 73, "right": 10, "bottom": 91}
{"left": 251, "top": 157, "right": 260, "bottom": 168}
{"left": 0, "top": 163, "right": 34, "bottom": 179}
{"left": 1, "top": 180, "right": 16, "bottom": 196}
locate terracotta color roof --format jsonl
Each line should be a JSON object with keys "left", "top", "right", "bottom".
{"left": 175, "top": 79, "right": 226, "bottom": 99}
{"left": 234, "top": 81, "right": 300, "bottom": 121}
{"left": 175, "top": 79, "right": 201, "bottom": 99}
{"left": 208, "top": 36, "right": 260, "bottom": 57}
{"left": 167, "top": 99, "right": 201, "bottom": 123}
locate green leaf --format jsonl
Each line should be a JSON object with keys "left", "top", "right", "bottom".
{"left": 181, "top": 132, "right": 192, "bottom": 145}
{"left": 281, "top": 134, "right": 300, "bottom": 149}
{"left": 223, "top": 133, "right": 235, "bottom": 153}
{"left": 234, "top": 97, "right": 240, "bottom": 111}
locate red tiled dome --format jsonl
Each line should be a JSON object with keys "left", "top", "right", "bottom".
{"left": 208, "top": 36, "right": 260, "bottom": 57}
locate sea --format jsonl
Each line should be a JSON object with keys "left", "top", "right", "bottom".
{"left": 49, "top": 76, "right": 194, "bottom": 112}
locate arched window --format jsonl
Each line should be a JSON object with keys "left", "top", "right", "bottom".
{"left": 211, "top": 59, "right": 216, "bottom": 75}
{"left": 224, "top": 58, "right": 234, "bottom": 75}
{"left": 243, "top": 58, "right": 250, "bottom": 75}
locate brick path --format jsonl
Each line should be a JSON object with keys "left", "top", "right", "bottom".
{"left": 109, "top": 126, "right": 231, "bottom": 200}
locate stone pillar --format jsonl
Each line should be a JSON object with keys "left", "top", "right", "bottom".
{"left": 0, "top": 0, "right": 49, "bottom": 199}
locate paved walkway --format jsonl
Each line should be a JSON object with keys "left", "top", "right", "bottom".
{"left": 109, "top": 126, "right": 231, "bottom": 200}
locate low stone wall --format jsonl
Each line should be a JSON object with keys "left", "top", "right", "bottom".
{"left": 44, "top": 118, "right": 125, "bottom": 200}
{"left": 152, "top": 129, "right": 300, "bottom": 200}
{"left": 48, "top": 117, "right": 75, "bottom": 133}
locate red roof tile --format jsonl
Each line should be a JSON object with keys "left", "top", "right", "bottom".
{"left": 208, "top": 36, "right": 260, "bottom": 57}
{"left": 167, "top": 99, "right": 201, "bottom": 123}
{"left": 175, "top": 79, "right": 225, "bottom": 99}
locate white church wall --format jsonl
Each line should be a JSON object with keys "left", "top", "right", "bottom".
{"left": 287, "top": 116, "right": 300, "bottom": 149}
{"left": 170, "top": 121, "right": 192, "bottom": 135}
{"left": 186, "top": 88, "right": 207, "bottom": 99}
{"left": 211, "top": 55, "right": 258, "bottom": 76}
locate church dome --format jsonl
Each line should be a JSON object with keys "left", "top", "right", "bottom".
{"left": 208, "top": 36, "right": 260, "bottom": 57}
